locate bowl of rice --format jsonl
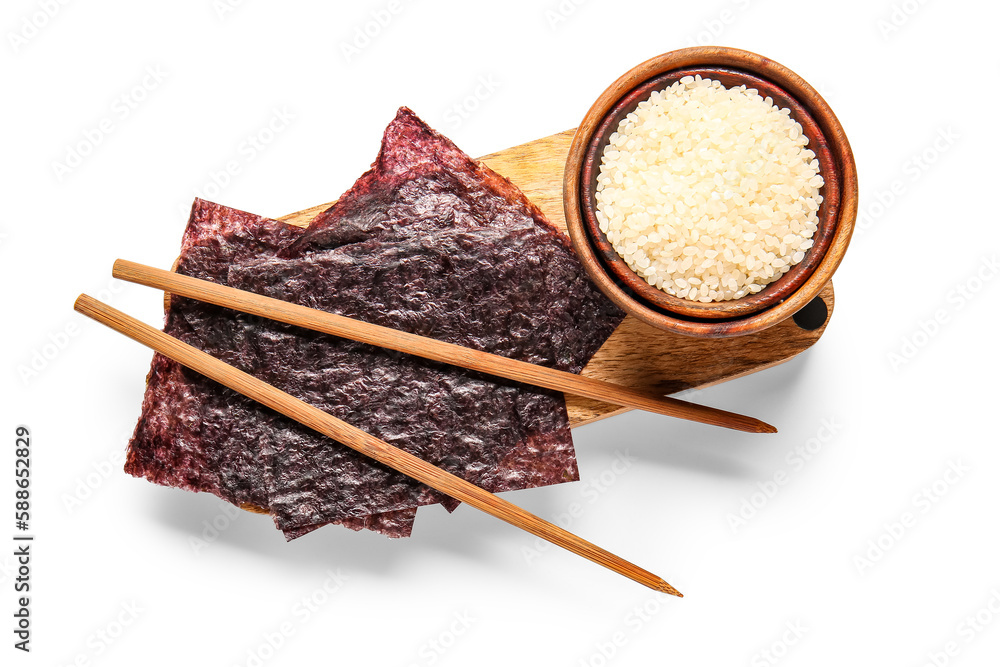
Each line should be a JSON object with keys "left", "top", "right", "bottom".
{"left": 564, "top": 47, "right": 857, "bottom": 337}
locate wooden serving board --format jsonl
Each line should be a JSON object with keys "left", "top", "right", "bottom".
{"left": 279, "top": 129, "right": 834, "bottom": 428}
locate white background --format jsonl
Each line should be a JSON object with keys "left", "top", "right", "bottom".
{"left": 3, "top": 1, "right": 999, "bottom": 665}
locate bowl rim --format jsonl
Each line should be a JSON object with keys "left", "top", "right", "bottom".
{"left": 579, "top": 65, "right": 841, "bottom": 319}
{"left": 563, "top": 46, "right": 858, "bottom": 338}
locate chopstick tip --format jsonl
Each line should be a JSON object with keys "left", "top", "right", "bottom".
{"left": 757, "top": 420, "right": 778, "bottom": 434}
{"left": 726, "top": 415, "right": 777, "bottom": 434}
{"left": 657, "top": 579, "right": 684, "bottom": 597}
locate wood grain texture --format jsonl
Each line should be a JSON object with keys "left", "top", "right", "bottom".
{"left": 75, "top": 294, "right": 681, "bottom": 596}
{"left": 277, "top": 127, "right": 833, "bottom": 428}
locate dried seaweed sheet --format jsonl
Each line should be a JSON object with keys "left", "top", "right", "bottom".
{"left": 125, "top": 108, "right": 624, "bottom": 538}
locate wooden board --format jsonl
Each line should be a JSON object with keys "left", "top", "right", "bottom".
{"left": 278, "top": 129, "right": 834, "bottom": 428}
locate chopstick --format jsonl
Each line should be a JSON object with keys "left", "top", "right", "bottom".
{"left": 112, "top": 259, "right": 776, "bottom": 434}
{"left": 74, "top": 294, "right": 682, "bottom": 596}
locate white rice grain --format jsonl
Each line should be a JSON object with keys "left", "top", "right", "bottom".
{"left": 596, "top": 76, "right": 823, "bottom": 302}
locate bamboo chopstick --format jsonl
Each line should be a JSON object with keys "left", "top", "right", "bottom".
{"left": 74, "top": 294, "right": 682, "bottom": 596}
{"left": 112, "top": 259, "right": 775, "bottom": 434}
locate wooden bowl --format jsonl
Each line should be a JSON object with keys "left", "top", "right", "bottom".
{"left": 564, "top": 47, "right": 858, "bottom": 338}
{"left": 580, "top": 67, "right": 840, "bottom": 319}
